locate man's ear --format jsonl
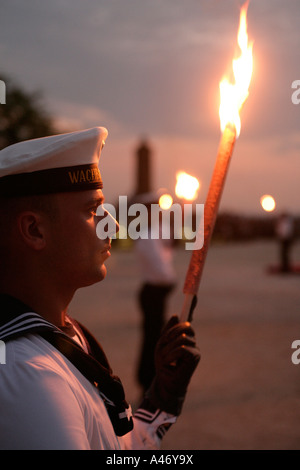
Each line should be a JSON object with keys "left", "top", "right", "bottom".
{"left": 17, "top": 211, "right": 47, "bottom": 250}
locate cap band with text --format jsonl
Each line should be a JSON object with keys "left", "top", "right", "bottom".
{"left": 0, "top": 163, "right": 103, "bottom": 197}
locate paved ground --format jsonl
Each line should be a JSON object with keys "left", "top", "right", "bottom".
{"left": 69, "top": 240, "right": 300, "bottom": 450}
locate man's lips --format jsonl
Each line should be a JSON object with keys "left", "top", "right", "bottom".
{"left": 101, "top": 244, "right": 111, "bottom": 254}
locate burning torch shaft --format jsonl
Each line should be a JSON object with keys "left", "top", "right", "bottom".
{"left": 180, "top": 125, "right": 236, "bottom": 322}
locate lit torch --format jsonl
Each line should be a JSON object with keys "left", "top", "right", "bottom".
{"left": 175, "top": 171, "right": 200, "bottom": 243}
{"left": 175, "top": 171, "right": 200, "bottom": 202}
{"left": 159, "top": 193, "right": 173, "bottom": 210}
{"left": 181, "top": 1, "right": 254, "bottom": 321}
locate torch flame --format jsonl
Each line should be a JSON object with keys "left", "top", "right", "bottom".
{"left": 219, "top": 1, "right": 253, "bottom": 136}
{"left": 159, "top": 193, "right": 173, "bottom": 210}
{"left": 175, "top": 171, "right": 200, "bottom": 201}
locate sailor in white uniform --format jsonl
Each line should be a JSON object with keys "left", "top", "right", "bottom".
{"left": 0, "top": 127, "right": 200, "bottom": 450}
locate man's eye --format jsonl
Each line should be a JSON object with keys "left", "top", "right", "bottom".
{"left": 89, "top": 206, "right": 99, "bottom": 216}
{"left": 96, "top": 204, "right": 106, "bottom": 218}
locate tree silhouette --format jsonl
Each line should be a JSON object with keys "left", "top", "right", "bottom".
{"left": 0, "top": 75, "right": 57, "bottom": 150}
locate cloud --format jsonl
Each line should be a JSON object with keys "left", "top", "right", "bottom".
{"left": 49, "top": 99, "right": 125, "bottom": 135}
{"left": 0, "top": 0, "right": 299, "bottom": 214}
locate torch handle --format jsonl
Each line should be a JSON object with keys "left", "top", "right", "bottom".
{"left": 180, "top": 126, "right": 236, "bottom": 322}
{"left": 181, "top": 293, "right": 198, "bottom": 323}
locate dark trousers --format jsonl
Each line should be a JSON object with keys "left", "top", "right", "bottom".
{"left": 137, "top": 283, "right": 174, "bottom": 391}
{"left": 279, "top": 239, "right": 292, "bottom": 272}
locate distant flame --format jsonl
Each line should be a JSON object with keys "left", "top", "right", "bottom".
{"left": 219, "top": 1, "right": 253, "bottom": 136}
{"left": 159, "top": 193, "right": 173, "bottom": 210}
{"left": 260, "top": 195, "right": 276, "bottom": 212}
{"left": 175, "top": 171, "right": 200, "bottom": 201}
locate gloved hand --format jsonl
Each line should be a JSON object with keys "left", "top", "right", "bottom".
{"left": 145, "top": 315, "right": 200, "bottom": 416}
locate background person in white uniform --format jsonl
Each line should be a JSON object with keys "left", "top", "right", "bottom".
{"left": 135, "top": 193, "right": 177, "bottom": 392}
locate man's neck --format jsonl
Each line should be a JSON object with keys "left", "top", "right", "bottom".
{"left": 0, "top": 281, "right": 74, "bottom": 328}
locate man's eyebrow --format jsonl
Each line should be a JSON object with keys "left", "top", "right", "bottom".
{"left": 86, "top": 196, "right": 105, "bottom": 206}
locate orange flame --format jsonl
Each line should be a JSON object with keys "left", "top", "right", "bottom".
{"left": 219, "top": 1, "right": 253, "bottom": 136}
{"left": 175, "top": 171, "right": 200, "bottom": 201}
{"left": 159, "top": 193, "right": 173, "bottom": 210}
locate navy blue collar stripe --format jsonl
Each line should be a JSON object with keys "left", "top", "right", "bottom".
{"left": 0, "top": 312, "right": 57, "bottom": 340}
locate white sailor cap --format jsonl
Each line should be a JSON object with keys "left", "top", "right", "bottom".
{"left": 0, "top": 127, "right": 108, "bottom": 197}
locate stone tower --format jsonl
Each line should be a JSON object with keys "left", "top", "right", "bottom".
{"left": 135, "top": 140, "right": 152, "bottom": 195}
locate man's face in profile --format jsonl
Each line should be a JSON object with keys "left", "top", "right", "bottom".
{"left": 46, "top": 189, "right": 118, "bottom": 290}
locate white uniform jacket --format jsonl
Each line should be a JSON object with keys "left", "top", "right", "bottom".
{"left": 0, "top": 298, "right": 176, "bottom": 450}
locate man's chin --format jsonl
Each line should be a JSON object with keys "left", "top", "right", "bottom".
{"left": 91, "top": 264, "right": 107, "bottom": 284}
{"left": 78, "top": 265, "right": 107, "bottom": 289}
{"left": 98, "top": 265, "right": 107, "bottom": 281}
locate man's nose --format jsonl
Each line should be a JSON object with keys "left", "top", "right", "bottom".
{"left": 105, "top": 210, "right": 120, "bottom": 236}
{"left": 96, "top": 205, "right": 119, "bottom": 239}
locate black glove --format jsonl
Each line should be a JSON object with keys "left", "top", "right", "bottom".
{"left": 145, "top": 315, "right": 200, "bottom": 416}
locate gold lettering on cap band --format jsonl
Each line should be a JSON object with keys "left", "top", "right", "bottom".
{"left": 68, "top": 167, "right": 101, "bottom": 184}
{"left": 0, "top": 164, "right": 103, "bottom": 197}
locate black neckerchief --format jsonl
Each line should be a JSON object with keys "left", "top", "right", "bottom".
{"left": 0, "top": 294, "right": 133, "bottom": 437}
